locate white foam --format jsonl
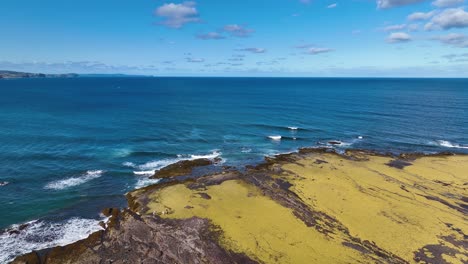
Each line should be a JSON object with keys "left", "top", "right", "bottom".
{"left": 0, "top": 181, "right": 9, "bottom": 187}
{"left": 190, "top": 151, "right": 221, "bottom": 160}
{"left": 268, "top": 135, "right": 282, "bottom": 141}
{"left": 338, "top": 142, "right": 352, "bottom": 147}
{"left": 358, "top": 136, "right": 363, "bottom": 139}
{"left": 130, "top": 151, "right": 222, "bottom": 188}
{"left": 325, "top": 140, "right": 353, "bottom": 148}
{"left": 133, "top": 151, "right": 221, "bottom": 173}
{"left": 436, "top": 140, "right": 468, "bottom": 149}
{"left": 241, "top": 148, "right": 252, "bottom": 153}
{"left": 45, "top": 170, "right": 104, "bottom": 190}
{"left": 288, "top": 127, "right": 299, "bottom": 130}
{"left": 123, "top": 162, "right": 136, "bottom": 168}
{"left": 0, "top": 217, "right": 105, "bottom": 263}
{"left": 133, "top": 170, "right": 155, "bottom": 176}
{"left": 135, "top": 178, "right": 161, "bottom": 189}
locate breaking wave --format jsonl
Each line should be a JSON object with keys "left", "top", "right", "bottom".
{"left": 126, "top": 151, "right": 222, "bottom": 188}
{"left": 435, "top": 140, "right": 468, "bottom": 149}
{"left": 45, "top": 170, "right": 104, "bottom": 190}
{"left": 0, "top": 217, "right": 105, "bottom": 263}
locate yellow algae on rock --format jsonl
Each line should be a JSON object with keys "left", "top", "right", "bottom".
{"left": 281, "top": 153, "right": 467, "bottom": 263}
{"left": 146, "top": 180, "right": 369, "bottom": 264}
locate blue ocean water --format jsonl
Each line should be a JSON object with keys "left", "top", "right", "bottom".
{"left": 0, "top": 77, "right": 467, "bottom": 262}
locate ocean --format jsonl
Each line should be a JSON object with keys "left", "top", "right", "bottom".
{"left": 0, "top": 77, "right": 467, "bottom": 262}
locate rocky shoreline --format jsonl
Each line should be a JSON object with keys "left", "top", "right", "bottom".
{"left": 12, "top": 148, "right": 468, "bottom": 264}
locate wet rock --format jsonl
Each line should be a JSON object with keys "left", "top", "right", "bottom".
{"left": 12, "top": 210, "right": 257, "bottom": 264}
{"left": 151, "top": 159, "right": 214, "bottom": 179}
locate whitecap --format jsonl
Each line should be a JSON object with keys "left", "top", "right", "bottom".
{"left": 190, "top": 151, "right": 221, "bottom": 160}
{"left": 288, "top": 126, "right": 299, "bottom": 130}
{"left": 123, "top": 162, "right": 136, "bottom": 168}
{"left": 0, "top": 181, "right": 9, "bottom": 187}
{"left": 358, "top": 136, "right": 363, "bottom": 139}
{"left": 45, "top": 170, "right": 104, "bottom": 190}
{"left": 436, "top": 140, "right": 468, "bottom": 149}
{"left": 0, "top": 217, "right": 105, "bottom": 264}
{"left": 325, "top": 140, "right": 352, "bottom": 147}
{"left": 241, "top": 148, "right": 252, "bottom": 153}
{"left": 133, "top": 170, "right": 155, "bottom": 176}
{"left": 268, "top": 135, "right": 282, "bottom": 141}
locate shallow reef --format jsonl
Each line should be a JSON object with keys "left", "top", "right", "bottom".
{"left": 13, "top": 149, "right": 468, "bottom": 264}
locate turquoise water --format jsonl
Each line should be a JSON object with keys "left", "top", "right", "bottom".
{"left": 0, "top": 77, "right": 467, "bottom": 262}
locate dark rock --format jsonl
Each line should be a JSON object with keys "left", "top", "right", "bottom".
{"left": 12, "top": 210, "right": 257, "bottom": 264}
{"left": 386, "top": 159, "right": 412, "bottom": 169}
{"left": 101, "top": 208, "right": 120, "bottom": 218}
{"left": 151, "top": 158, "right": 214, "bottom": 179}
{"left": 197, "top": 193, "right": 212, "bottom": 200}
{"left": 314, "top": 159, "right": 328, "bottom": 164}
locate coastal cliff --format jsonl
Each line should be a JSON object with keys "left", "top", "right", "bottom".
{"left": 13, "top": 149, "right": 468, "bottom": 264}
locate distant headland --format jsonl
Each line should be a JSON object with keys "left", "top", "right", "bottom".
{"left": 0, "top": 70, "right": 79, "bottom": 79}
{"left": 0, "top": 70, "right": 155, "bottom": 79}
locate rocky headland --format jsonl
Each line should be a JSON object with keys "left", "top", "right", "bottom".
{"left": 12, "top": 148, "right": 468, "bottom": 264}
{"left": 0, "top": 70, "right": 78, "bottom": 79}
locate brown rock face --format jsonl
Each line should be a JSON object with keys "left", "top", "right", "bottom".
{"left": 12, "top": 209, "right": 256, "bottom": 264}
{"left": 151, "top": 158, "right": 214, "bottom": 179}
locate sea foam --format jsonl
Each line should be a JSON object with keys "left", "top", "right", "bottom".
{"left": 268, "top": 135, "right": 282, "bottom": 141}
{"left": 436, "top": 140, "right": 468, "bottom": 149}
{"left": 0, "top": 217, "right": 105, "bottom": 263}
{"left": 128, "top": 151, "right": 222, "bottom": 188}
{"left": 45, "top": 170, "right": 104, "bottom": 190}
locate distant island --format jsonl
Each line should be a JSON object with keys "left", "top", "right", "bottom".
{"left": 0, "top": 70, "right": 79, "bottom": 79}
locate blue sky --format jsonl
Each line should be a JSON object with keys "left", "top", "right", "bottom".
{"left": 1, "top": 0, "right": 468, "bottom": 77}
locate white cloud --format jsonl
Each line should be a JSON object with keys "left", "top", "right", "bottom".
{"left": 196, "top": 32, "right": 225, "bottom": 40}
{"left": 408, "top": 11, "right": 436, "bottom": 21}
{"left": 386, "top": 32, "right": 412, "bottom": 43}
{"left": 377, "top": 0, "right": 425, "bottom": 9}
{"left": 431, "top": 33, "right": 468, "bottom": 47}
{"left": 238, "top": 48, "right": 266, "bottom": 53}
{"left": 295, "top": 43, "right": 315, "bottom": 49}
{"left": 425, "top": 8, "right": 468, "bottom": 30}
{"left": 432, "top": 0, "right": 464, "bottom": 7}
{"left": 383, "top": 24, "right": 407, "bottom": 31}
{"left": 223, "top": 24, "right": 254, "bottom": 37}
{"left": 327, "top": 3, "right": 338, "bottom": 8}
{"left": 186, "top": 57, "right": 205, "bottom": 63}
{"left": 306, "top": 47, "right": 334, "bottom": 55}
{"left": 155, "top": 1, "right": 200, "bottom": 28}
{"left": 442, "top": 53, "right": 468, "bottom": 61}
